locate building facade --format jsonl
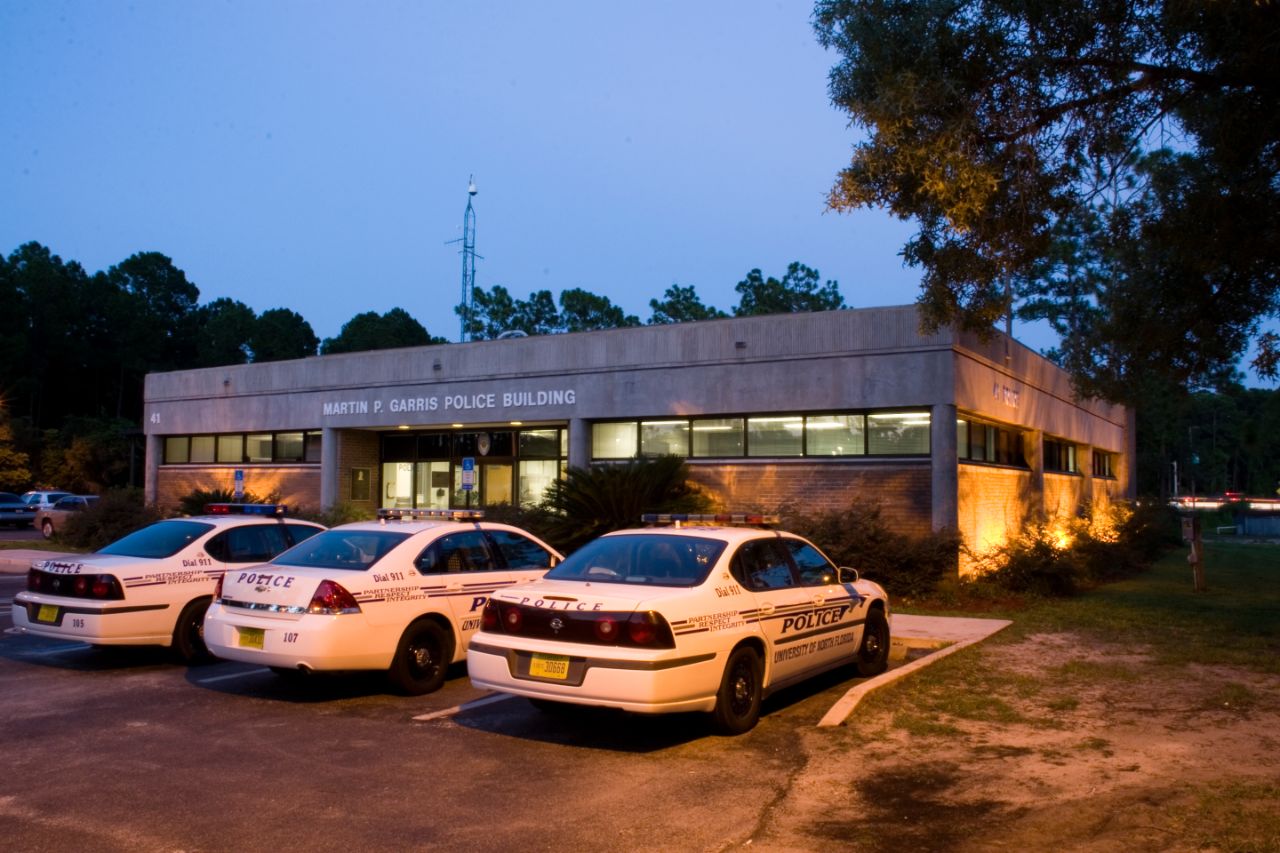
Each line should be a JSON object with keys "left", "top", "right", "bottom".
{"left": 143, "top": 307, "right": 1133, "bottom": 568}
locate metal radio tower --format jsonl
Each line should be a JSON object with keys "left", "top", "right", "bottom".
{"left": 455, "top": 177, "right": 480, "bottom": 342}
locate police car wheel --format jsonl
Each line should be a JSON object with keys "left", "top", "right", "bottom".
{"left": 856, "top": 608, "right": 890, "bottom": 677}
{"left": 172, "top": 597, "right": 215, "bottom": 665}
{"left": 388, "top": 620, "right": 451, "bottom": 695}
{"left": 712, "top": 646, "right": 762, "bottom": 735}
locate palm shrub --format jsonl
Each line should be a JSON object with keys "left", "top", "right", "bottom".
{"left": 539, "top": 455, "right": 712, "bottom": 553}
{"left": 176, "top": 487, "right": 279, "bottom": 517}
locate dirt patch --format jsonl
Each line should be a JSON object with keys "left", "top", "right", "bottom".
{"left": 745, "top": 631, "right": 1280, "bottom": 852}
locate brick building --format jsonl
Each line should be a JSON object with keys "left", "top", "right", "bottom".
{"left": 143, "top": 306, "right": 1132, "bottom": 570}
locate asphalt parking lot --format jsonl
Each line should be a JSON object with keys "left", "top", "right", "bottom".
{"left": 0, "top": 569, "right": 903, "bottom": 851}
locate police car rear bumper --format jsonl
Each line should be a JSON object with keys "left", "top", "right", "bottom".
{"left": 11, "top": 592, "right": 172, "bottom": 645}
{"left": 203, "top": 603, "right": 396, "bottom": 671}
{"left": 467, "top": 640, "right": 722, "bottom": 714}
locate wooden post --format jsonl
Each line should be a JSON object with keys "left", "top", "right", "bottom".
{"left": 1182, "top": 515, "right": 1206, "bottom": 592}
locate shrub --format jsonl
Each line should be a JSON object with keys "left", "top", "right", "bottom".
{"left": 291, "top": 501, "right": 376, "bottom": 528}
{"left": 538, "top": 456, "right": 712, "bottom": 553}
{"left": 57, "top": 488, "right": 163, "bottom": 551}
{"left": 973, "top": 501, "right": 1178, "bottom": 596}
{"left": 778, "top": 499, "right": 962, "bottom": 599}
{"left": 175, "top": 487, "right": 280, "bottom": 517}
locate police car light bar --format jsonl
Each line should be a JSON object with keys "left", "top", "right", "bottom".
{"left": 205, "top": 503, "right": 287, "bottom": 517}
{"left": 377, "top": 508, "right": 486, "bottom": 522}
{"left": 641, "top": 513, "right": 779, "bottom": 527}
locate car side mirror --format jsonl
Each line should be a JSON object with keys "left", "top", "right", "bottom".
{"left": 837, "top": 566, "right": 860, "bottom": 583}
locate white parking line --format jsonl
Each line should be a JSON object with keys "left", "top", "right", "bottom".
{"left": 412, "top": 692, "right": 514, "bottom": 721}
{"left": 196, "top": 668, "right": 271, "bottom": 684}
{"left": 13, "top": 643, "right": 92, "bottom": 656}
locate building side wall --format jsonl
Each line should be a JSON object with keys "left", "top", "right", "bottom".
{"left": 155, "top": 467, "right": 321, "bottom": 512}
{"left": 957, "top": 464, "right": 1035, "bottom": 565}
{"left": 687, "top": 462, "right": 933, "bottom": 538}
{"left": 1043, "top": 473, "right": 1086, "bottom": 519}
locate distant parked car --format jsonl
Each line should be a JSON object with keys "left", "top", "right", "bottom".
{"left": 36, "top": 495, "right": 99, "bottom": 539}
{"left": 22, "top": 491, "right": 73, "bottom": 512}
{"left": 0, "top": 492, "right": 37, "bottom": 528}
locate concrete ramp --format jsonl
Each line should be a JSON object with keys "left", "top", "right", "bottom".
{"left": 818, "top": 613, "right": 1012, "bottom": 727}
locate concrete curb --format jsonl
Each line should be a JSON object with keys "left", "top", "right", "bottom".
{"left": 818, "top": 614, "right": 1013, "bottom": 727}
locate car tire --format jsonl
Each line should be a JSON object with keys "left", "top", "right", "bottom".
{"left": 41, "top": 519, "right": 54, "bottom": 539}
{"left": 387, "top": 619, "right": 452, "bottom": 695}
{"left": 711, "top": 646, "right": 762, "bottom": 735}
{"left": 172, "top": 597, "right": 215, "bottom": 665}
{"left": 856, "top": 607, "right": 890, "bottom": 677}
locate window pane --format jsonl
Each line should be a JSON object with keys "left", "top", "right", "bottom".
{"left": 164, "top": 437, "right": 189, "bottom": 464}
{"left": 275, "top": 432, "right": 304, "bottom": 462}
{"left": 592, "top": 422, "right": 637, "bottom": 459}
{"left": 787, "top": 540, "right": 837, "bottom": 585}
{"left": 867, "top": 412, "right": 931, "bottom": 455}
{"left": 691, "top": 418, "right": 744, "bottom": 457}
{"left": 806, "top": 415, "right": 864, "bottom": 456}
{"left": 731, "top": 539, "right": 797, "bottom": 590}
{"left": 518, "top": 459, "right": 559, "bottom": 508}
{"left": 304, "top": 432, "right": 322, "bottom": 463}
{"left": 217, "top": 434, "right": 243, "bottom": 463}
{"left": 246, "top": 433, "right": 273, "bottom": 463}
{"left": 486, "top": 530, "right": 553, "bottom": 569}
{"left": 418, "top": 433, "right": 450, "bottom": 459}
{"left": 640, "top": 420, "right": 688, "bottom": 457}
{"left": 190, "top": 436, "right": 215, "bottom": 464}
{"left": 519, "top": 429, "right": 559, "bottom": 458}
{"left": 956, "top": 420, "right": 969, "bottom": 459}
{"left": 747, "top": 417, "right": 803, "bottom": 457}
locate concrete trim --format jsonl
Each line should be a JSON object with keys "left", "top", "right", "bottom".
{"left": 818, "top": 614, "right": 1012, "bottom": 727}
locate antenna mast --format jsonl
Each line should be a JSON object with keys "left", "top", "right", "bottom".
{"left": 458, "top": 177, "right": 479, "bottom": 342}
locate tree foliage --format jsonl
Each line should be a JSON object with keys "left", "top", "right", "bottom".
{"left": 250, "top": 308, "right": 320, "bottom": 362}
{"left": 733, "top": 262, "right": 845, "bottom": 316}
{"left": 558, "top": 288, "right": 641, "bottom": 332}
{"left": 648, "top": 284, "right": 727, "bottom": 324}
{"left": 814, "top": 0, "right": 1280, "bottom": 400}
{"left": 320, "top": 307, "right": 445, "bottom": 355}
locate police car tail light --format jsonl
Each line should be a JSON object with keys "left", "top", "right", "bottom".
{"left": 625, "top": 611, "right": 673, "bottom": 647}
{"left": 592, "top": 616, "right": 619, "bottom": 643}
{"left": 307, "top": 580, "right": 362, "bottom": 615}
{"left": 501, "top": 603, "right": 524, "bottom": 632}
{"left": 26, "top": 569, "right": 122, "bottom": 600}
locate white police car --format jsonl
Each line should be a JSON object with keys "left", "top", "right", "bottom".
{"left": 203, "top": 509, "right": 564, "bottom": 695}
{"left": 12, "top": 504, "right": 324, "bottom": 663}
{"left": 467, "top": 514, "right": 891, "bottom": 734}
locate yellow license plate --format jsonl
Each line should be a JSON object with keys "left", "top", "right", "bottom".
{"left": 238, "top": 627, "right": 265, "bottom": 649}
{"left": 529, "top": 654, "right": 570, "bottom": 680}
{"left": 37, "top": 604, "right": 59, "bottom": 624}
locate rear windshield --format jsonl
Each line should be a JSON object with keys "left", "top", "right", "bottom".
{"left": 271, "top": 529, "right": 410, "bottom": 571}
{"left": 98, "top": 520, "right": 215, "bottom": 559}
{"left": 546, "top": 534, "right": 726, "bottom": 587}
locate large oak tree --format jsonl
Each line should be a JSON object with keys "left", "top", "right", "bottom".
{"left": 814, "top": 0, "right": 1280, "bottom": 401}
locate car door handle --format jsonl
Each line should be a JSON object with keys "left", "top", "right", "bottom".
{"left": 811, "top": 594, "right": 825, "bottom": 606}
{"left": 759, "top": 602, "right": 775, "bottom": 615}
{"left": 446, "top": 582, "right": 462, "bottom": 592}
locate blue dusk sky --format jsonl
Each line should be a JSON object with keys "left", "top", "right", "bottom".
{"left": 2, "top": 1, "right": 1058, "bottom": 350}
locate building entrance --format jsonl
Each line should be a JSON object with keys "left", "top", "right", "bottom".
{"left": 380, "top": 427, "right": 565, "bottom": 510}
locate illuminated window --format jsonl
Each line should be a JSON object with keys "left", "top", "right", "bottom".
{"left": 164, "top": 437, "right": 189, "bottom": 464}
{"left": 592, "top": 422, "right": 638, "bottom": 459}
{"left": 1044, "top": 439, "right": 1079, "bottom": 473}
{"left": 747, "top": 416, "right": 803, "bottom": 457}
{"left": 640, "top": 421, "right": 689, "bottom": 457}
{"left": 691, "top": 418, "right": 744, "bottom": 457}
{"left": 190, "top": 436, "right": 215, "bottom": 464}
{"left": 806, "top": 414, "right": 864, "bottom": 456}
{"left": 867, "top": 412, "right": 930, "bottom": 455}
